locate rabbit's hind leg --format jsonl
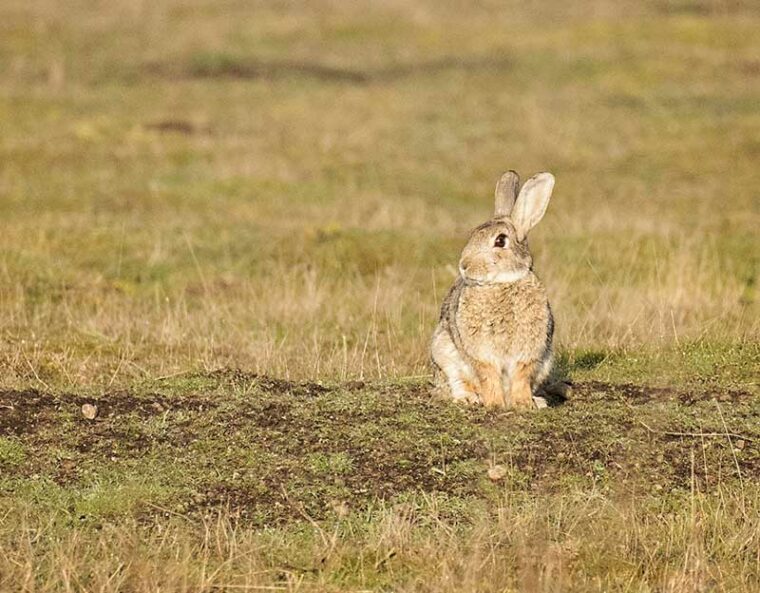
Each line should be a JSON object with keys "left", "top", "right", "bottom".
{"left": 473, "top": 362, "right": 505, "bottom": 408}
{"left": 431, "top": 326, "right": 480, "bottom": 404}
{"left": 531, "top": 349, "right": 554, "bottom": 408}
{"left": 509, "top": 360, "right": 538, "bottom": 409}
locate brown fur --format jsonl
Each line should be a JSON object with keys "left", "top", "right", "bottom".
{"left": 431, "top": 171, "right": 556, "bottom": 409}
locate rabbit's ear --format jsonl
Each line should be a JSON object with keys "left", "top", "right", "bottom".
{"left": 512, "top": 172, "right": 555, "bottom": 240}
{"left": 494, "top": 170, "right": 520, "bottom": 217}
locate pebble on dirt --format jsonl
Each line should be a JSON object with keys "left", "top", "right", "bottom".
{"left": 81, "top": 403, "right": 98, "bottom": 420}
{"left": 487, "top": 464, "right": 508, "bottom": 482}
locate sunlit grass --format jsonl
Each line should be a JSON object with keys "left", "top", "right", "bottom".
{"left": 1, "top": 1, "right": 758, "bottom": 390}
{"left": 2, "top": 487, "right": 758, "bottom": 592}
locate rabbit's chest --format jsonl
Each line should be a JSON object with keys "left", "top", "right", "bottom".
{"left": 456, "top": 282, "right": 547, "bottom": 359}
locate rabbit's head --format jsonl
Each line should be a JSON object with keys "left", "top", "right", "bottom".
{"left": 459, "top": 171, "right": 555, "bottom": 284}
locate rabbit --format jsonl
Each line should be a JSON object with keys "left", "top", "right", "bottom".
{"left": 431, "top": 170, "right": 556, "bottom": 409}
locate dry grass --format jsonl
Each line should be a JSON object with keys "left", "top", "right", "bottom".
{"left": 2, "top": 487, "right": 758, "bottom": 592}
{"left": 1, "top": 0, "right": 758, "bottom": 390}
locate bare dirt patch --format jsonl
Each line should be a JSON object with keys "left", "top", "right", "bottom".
{"left": 568, "top": 381, "right": 755, "bottom": 406}
{"left": 1, "top": 373, "right": 756, "bottom": 524}
{"left": 0, "top": 389, "right": 216, "bottom": 437}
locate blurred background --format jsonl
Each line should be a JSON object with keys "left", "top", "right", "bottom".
{"left": 0, "top": 0, "right": 757, "bottom": 389}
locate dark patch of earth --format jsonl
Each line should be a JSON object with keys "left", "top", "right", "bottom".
{"left": 569, "top": 380, "right": 754, "bottom": 406}
{"left": 0, "top": 389, "right": 216, "bottom": 438}
{"left": 0, "top": 372, "right": 756, "bottom": 525}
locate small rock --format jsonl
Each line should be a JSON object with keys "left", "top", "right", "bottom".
{"left": 81, "top": 403, "right": 98, "bottom": 420}
{"left": 735, "top": 439, "right": 745, "bottom": 450}
{"left": 488, "top": 464, "right": 508, "bottom": 482}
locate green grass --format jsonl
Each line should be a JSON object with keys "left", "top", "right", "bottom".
{"left": 1, "top": 371, "right": 758, "bottom": 590}
{"left": 0, "top": 0, "right": 758, "bottom": 590}
{"left": 0, "top": 437, "right": 26, "bottom": 469}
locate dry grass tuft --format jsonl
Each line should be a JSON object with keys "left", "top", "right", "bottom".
{"left": 2, "top": 487, "right": 757, "bottom": 592}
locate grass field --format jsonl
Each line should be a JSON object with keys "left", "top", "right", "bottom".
{"left": 1, "top": 0, "right": 758, "bottom": 591}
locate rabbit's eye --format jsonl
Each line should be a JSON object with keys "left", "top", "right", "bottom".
{"left": 494, "top": 234, "right": 508, "bottom": 248}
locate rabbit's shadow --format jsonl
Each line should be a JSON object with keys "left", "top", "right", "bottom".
{"left": 536, "top": 352, "right": 577, "bottom": 408}
{"left": 535, "top": 382, "right": 571, "bottom": 408}
{"left": 538, "top": 349, "right": 609, "bottom": 407}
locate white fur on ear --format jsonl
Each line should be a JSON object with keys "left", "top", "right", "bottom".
{"left": 494, "top": 170, "right": 520, "bottom": 217}
{"left": 512, "top": 172, "right": 554, "bottom": 240}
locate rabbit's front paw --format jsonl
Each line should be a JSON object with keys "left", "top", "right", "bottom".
{"left": 453, "top": 391, "right": 481, "bottom": 405}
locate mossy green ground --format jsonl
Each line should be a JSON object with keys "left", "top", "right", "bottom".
{"left": 3, "top": 372, "right": 758, "bottom": 526}
{"left": 1, "top": 372, "right": 758, "bottom": 590}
